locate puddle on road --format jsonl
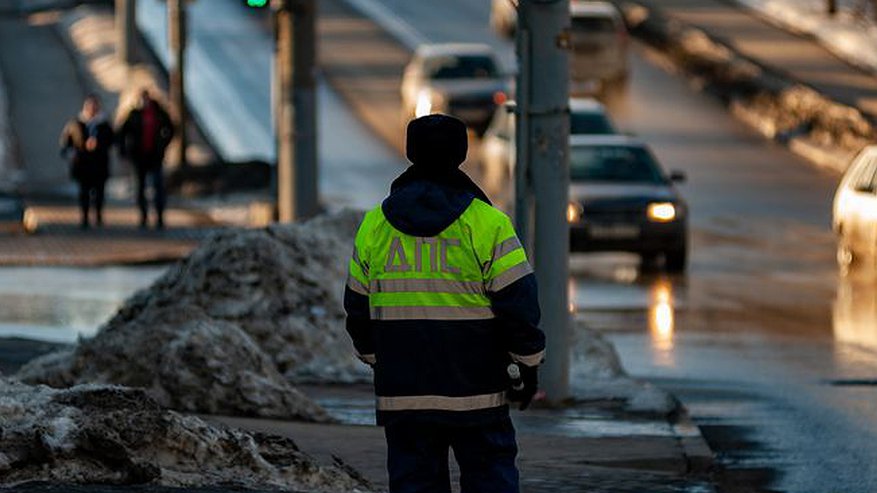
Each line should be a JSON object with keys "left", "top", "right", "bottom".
{"left": 0, "top": 266, "right": 165, "bottom": 343}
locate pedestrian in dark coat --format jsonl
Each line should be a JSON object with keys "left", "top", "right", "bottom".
{"left": 118, "top": 89, "right": 174, "bottom": 229}
{"left": 59, "top": 94, "right": 114, "bottom": 229}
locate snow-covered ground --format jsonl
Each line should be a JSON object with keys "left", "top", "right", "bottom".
{"left": 737, "top": 0, "right": 877, "bottom": 73}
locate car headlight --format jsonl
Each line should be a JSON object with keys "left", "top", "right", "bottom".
{"left": 415, "top": 89, "right": 433, "bottom": 117}
{"left": 647, "top": 202, "right": 676, "bottom": 222}
{"left": 415, "top": 89, "right": 446, "bottom": 118}
{"left": 22, "top": 207, "right": 38, "bottom": 234}
{"left": 567, "top": 202, "right": 583, "bottom": 223}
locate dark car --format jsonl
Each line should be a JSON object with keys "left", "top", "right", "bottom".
{"left": 566, "top": 135, "right": 688, "bottom": 272}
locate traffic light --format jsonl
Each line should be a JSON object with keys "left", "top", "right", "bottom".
{"left": 245, "top": 0, "right": 269, "bottom": 7}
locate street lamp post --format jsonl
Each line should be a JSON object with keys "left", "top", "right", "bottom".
{"left": 168, "top": 0, "right": 188, "bottom": 169}
{"left": 116, "top": 0, "right": 137, "bottom": 65}
{"left": 273, "top": 0, "right": 319, "bottom": 222}
{"left": 515, "top": 0, "right": 572, "bottom": 405}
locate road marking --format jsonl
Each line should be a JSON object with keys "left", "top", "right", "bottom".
{"left": 340, "top": 0, "right": 428, "bottom": 51}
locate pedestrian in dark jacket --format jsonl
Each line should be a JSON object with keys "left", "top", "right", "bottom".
{"left": 59, "top": 94, "right": 114, "bottom": 229}
{"left": 118, "top": 89, "right": 174, "bottom": 229}
{"left": 344, "top": 114, "right": 545, "bottom": 493}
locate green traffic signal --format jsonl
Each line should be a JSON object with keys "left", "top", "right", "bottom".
{"left": 246, "top": 0, "right": 269, "bottom": 7}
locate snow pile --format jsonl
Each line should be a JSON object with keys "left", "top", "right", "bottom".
{"left": 570, "top": 323, "right": 678, "bottom": 416}
{"left": 736, "top": 0, "right": 877, "bottom": 74}
{"left": 0, "top": 379, "right": 371, "bottom": 491}
{"left": 19, "top": 210, "right": 368, "bottom": 419}
{"left": 620, "top": 1, "right": 873, "bottom": 170}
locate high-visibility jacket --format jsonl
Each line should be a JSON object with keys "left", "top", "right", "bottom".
{"left": 344, "top": 169, "right": 545, "bottom": 426}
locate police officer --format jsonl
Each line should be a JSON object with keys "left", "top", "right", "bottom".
{"left": 344, "top": 114, "right": 545, "bottom": 493}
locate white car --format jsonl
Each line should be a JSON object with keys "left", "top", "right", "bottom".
{"left": 833, "top": 145, "right": 877, "bottom": 271}
{"left": 569, "top": 1, "right": 629, "bottom": 96}
{"left": 480, "top": 98, "right": 617, "bottom": 189}
{"left": 401, "top": 43, "right": 509, "bottom": 134}
{"left": 489, "top": 1, "right": 629, "bottom": 96}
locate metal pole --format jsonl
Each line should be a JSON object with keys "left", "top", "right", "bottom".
{"left": 116, "top": 0, "right": 137, "bottom": 65}
{"left": 275, "top": 4, "right": 296, "bottom": 222}
{"left": 518, "top": 0, "right": 571, "bottom": 404}
{"left": 293, "top": 0, "right": 318, "bottom": 218}
{"left": 168, "top": 0, "right": 188, "bottom": 169}
{"left": 514, "top": 26, "right": 532, "bottom": 253}
{"left": 274, "top": 0, "right": 319, "bottom": 222}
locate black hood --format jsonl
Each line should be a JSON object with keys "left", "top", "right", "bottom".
{"left": 382, "top": 166, "right": 491, "bottom": 237}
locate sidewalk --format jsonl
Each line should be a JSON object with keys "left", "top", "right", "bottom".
{"left": 0, "top": 3, "right": 402, "bottom": 266}
{"left": 213, "top": 384, "right": 715, "bottom": 493}
{"left": 0, "top": 12, "right": 85, "bottom": 196}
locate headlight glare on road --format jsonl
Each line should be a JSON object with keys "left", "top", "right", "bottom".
{"left": 567, "top": 202, "right": 583, "bottom": 223}
{"left": 22, "top": 208, "right": 38, "bottom": 234}
{"left": 647, "top": 202, "right": 676, "bottom": 222}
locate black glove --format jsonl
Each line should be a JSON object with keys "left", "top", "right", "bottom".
{"left": 506, "top": 363, "right": 538, "bottom": 411}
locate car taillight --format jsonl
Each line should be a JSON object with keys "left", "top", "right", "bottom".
{"left": 493, "top": 91, "right": 508, "bottom": 105}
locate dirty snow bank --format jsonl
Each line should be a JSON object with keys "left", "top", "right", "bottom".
{"left": 570, "top": 322, "right": 679, "bottom": 415}
{"left": 19, "top": 210, "right": 367, "bottom": 419}
{"left": 619, "top": 2, "right": 872, "bottom": 172}
{"left": 0, "top": 379, "right": 371, "bottom": 491}
{"left": 736, "top": 0, "right": 877, "bottom": 74}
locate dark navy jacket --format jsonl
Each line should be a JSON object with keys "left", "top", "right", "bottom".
{"left": 344, "top": 167, "right": 545, "bottom": 426}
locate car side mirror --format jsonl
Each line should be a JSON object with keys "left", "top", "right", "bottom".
{"left": 670, "top": 171, "right": 686, "bottom": 183}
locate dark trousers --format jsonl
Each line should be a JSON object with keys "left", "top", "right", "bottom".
{"left": 385, "top": 417, "right": 519, "bottom": 493}
{"left": 77, "top": 179, "right": 105, "bottom": 227}
{"left": 135, "top": 165, "right": 165, "bottom": 226}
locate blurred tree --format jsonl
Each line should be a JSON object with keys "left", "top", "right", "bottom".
{"left": 827, "top": 0, "right": 837, "bottom": 15}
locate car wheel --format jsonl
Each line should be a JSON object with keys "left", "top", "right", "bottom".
{"left": 664, "top": 247, "right": 687, "bottom": 273}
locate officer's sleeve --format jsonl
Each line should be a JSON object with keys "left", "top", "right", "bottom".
{"left": 343, "top": 219, "right": 375, "bottom": 366}
{"left": 481, "top": 214, "right": 545, "bottom": 367}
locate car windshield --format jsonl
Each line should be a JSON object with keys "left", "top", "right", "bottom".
{"left": 570, "top": 112, "right": 615, "bottom": 134}
{"left": 570, "top": 145, "right": 666, "bottom": 184}
{"left": 426, "top": 55, "right": 498, "bottom": 80}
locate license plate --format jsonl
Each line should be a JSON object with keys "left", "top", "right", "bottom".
{"left": 590, "top": 224, "right": 640, "bottom": 239}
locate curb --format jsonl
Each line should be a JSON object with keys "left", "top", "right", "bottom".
{"left": 614, "top": 0, "right": 871, "bottom": 174}
{"left": 671, "top": 408, "right": 714, "bottom": 475}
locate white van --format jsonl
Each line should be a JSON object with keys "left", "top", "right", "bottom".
{"left": 569, "top": 2, "right": 629, "bottom": 96}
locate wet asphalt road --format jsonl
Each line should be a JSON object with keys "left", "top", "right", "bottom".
{"left": 333, "top": 0, "right": 876, "bottom": 491}
{"left": 2, "top": 1, "right": 876, "bottom": 491}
